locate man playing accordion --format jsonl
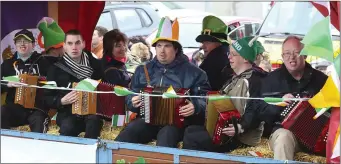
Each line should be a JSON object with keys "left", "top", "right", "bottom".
{"left": 183, "top": 36, "right": 267, "bottom": 153}
{"left": 257, "top": 36, "right": 328, "bottom": 160}
{"left": 1, "top": 29, "right": 51, "bottom": 133}
{"left": 44, "top": 29, "right": 104, "bottom": 139}
{"left": 114, "top": 17, "right": 211, "bottom": 148}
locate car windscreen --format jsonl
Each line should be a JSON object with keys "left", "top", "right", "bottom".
{"left": 259, "top": 2, "right": 339, "bottom": 37}
{"left": 179, "top": 23, "right": 202, "bottom": 48}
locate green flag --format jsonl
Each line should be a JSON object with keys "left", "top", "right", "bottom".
{"left": 114, "top": 86, "right": 134, "bottom": 96}
{"left": 75, "top": 78, "right": 100, "bottom": 91}
{"left": 3, "top": 75, "right": 19, "bottom": 82}
{"left": 208, "top": 95, "right": 231, "bottom": 101}
{"left": 300, "top": 16, "right": 334, "bottom": 62}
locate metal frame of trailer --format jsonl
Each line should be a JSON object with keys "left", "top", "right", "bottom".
{"left": 0, "top": 129, "right": 307, "bottom": 163}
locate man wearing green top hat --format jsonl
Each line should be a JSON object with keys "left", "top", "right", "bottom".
{"left": 196, "top": 15, "right": 233, "bottom": 91}
{"left": 183, "top": 36, "right": 266, "bottom": 153}
{"left": 37, "top": 17, "right": 65, "bottom": 59}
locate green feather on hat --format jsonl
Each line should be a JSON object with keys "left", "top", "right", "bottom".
{"left": 152, "top": 16, "right": 180, "bottom": 47}
{"left": 196, "top": 15, "right": 229, "bottom": 45}
{"left": 37, "top": 17, "right": 65, "bottom": 51}
{"left": 231, "top": 36, "right": 259, "bottom": 62}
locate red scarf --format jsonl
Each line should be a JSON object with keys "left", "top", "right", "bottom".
{"left": 114, "top": 57, "right": 127, "bottom": 63}
{"left": 106, "top": 56, "right": 127, "bottom": 63}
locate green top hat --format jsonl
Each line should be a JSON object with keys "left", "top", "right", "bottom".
{"left": 196, "top": 15, "right": 229, "bottom": 45}
{"left": 37, "top": 17, "right": 65, "bottom": 51}
{"left": 231, "top": 36, "right": 258, "bottom": 62}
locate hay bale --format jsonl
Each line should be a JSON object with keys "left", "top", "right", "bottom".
{"left": 229, "top": 138, "right": 326, "bottom": 163}
{"left": 11, "top": 125, "right": 30, "bottom": 132}
{"left": 47, "top": 125, "right": 60, "bottom": 135}
{"left": 100, "top": 122, "right": 122, "bottom": 140}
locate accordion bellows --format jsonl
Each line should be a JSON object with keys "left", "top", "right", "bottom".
{"left": 15, "top": 74, "right": 45, "bottom": 109}
{"left": 206, "top": 91, "right": 241, "bottom": 145}
{"left": 140, "top": 87, "right": 189, "bottom": 128}
{"left": 71, "top": 82, "right": 126, "bottom": 120}
{"left": 281, "top": 94, "right": 330, "bottom": 155}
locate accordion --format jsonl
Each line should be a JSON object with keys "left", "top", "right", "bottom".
{"left": 205, "top": 91, "right": 241, "bottom": 145}
{"left": 14, "top": 74, "right": 46, "bottom": 109}
{"left": 281, "top": 93, "right": 330, "bottom": 155}
{"left": 72, "top": 82, "right": 126, "bottom": 120}
{"left": 139, "top": 86, "right": 189, "bottom": 128}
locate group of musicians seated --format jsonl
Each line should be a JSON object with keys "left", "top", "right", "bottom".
{"left": 1, "top": 16, "right": 328, "bottom": 161}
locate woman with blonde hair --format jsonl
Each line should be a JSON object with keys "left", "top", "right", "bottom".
{"left": 130, "top": 42, "right": 150, "bottom": 63}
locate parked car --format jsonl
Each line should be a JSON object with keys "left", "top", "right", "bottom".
{"left": 146, "top": 15, "right": 262, "bottom": 61}
{"left": 148, "top": 2, "right": 215, "bottom": 19}
{"left": 96, "top": 2, "right": 161, "bottom": 37}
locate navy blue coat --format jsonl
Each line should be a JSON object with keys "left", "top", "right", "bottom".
{"left": 126, "top": 53, "right": 211, "bottom": 126}
{"left": 103, "top": 59, "right": 131, "bottom": 88}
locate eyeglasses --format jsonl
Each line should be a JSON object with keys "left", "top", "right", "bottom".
{"left": 282, "top": 51, "right": 300, "bottom": 59}
{"left": 15, "top": 40, "right": 31, "bottom": 45}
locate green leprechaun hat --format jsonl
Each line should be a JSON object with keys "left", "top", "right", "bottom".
{"left": 231, "top": 36, "right": 259, "bottom": 62}
{"left": 196, "top": 15, "right": 229, "bottom": 45}
{"left": 37, "top": 17, "right": 65, "bottom": 51}
{"left": 152, "top": 16, "right": 180, "bottom": 47}
{"left": 254, "top": 40, "right": 265, "bottom": 55}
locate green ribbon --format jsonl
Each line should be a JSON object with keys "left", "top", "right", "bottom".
{"left": 208, "top": 95, "right": 231, "bottom": 101}
{"left": 263, "top": 97, "right": 283, "bottom": 103}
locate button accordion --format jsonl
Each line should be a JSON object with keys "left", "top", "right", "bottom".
{"left": 280, "top": 93, "right": 330, "bottom": 155}
{"left": 139, "top": 86, "right": 189, "bottom": 128}
{"left": 14, "top": 74, "right": 46, "bottom": 109}
{"left": 205, "top": 91, "right": 241, "bottom": 145}
{"left": 72, "top": 82, "right": 126, "bottom": 120}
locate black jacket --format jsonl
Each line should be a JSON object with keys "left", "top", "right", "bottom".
{"left": 199, "top": 45, "right": 233, "bottom": 91}
{"left": 1, "top": 51, "right": 51, "bottom": 105}
{"left": 102, "top": 58, "right": 131, "bottom": 88}
{"left": 126, "top": 53, "right": 211, "bottom": 126}
{"left": 43, "top": 51, "right": 104, "bottom": 114}
{"left": 254, "top": 63, "right": 327, "bottom": 135}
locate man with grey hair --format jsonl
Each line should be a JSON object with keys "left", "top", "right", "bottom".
{"left": 256, "top": 35, "right": 327, "bottom": 160}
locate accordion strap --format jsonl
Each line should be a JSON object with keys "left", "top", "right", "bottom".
{"left": 143, "top": 64, "right": 151, "bottom": 86}
{"left": 54, "top": 62, "right": 82, "bottom": 80}
{"left": 104, "top": 67, "right": 120, "bottom": 74}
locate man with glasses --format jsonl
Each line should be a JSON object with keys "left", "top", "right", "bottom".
{"left": 1, "top": 29, "right": 51, "bottom": 133}
{"left": 183, "top": 36, "right": 266, "bottom": 153}
{"left": 256, "top": 35, "right": 327, "bottom": 160}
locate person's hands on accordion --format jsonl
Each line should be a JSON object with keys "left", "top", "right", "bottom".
{"left": 132, "top": 95, "right": 142, "bottom": 108}
{"left": 179, "top": 100, "right": 194, "bottom": 117}
{"left": 60, "top": 90, "right": 78, "bottom": 105}
{"left": 222, "top": 123, "right": 244, "bottom": 136}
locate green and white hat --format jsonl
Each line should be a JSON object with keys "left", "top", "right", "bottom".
{"left": 231, "top": 36, "right": 258, "bottom": 62}
{"left": 254, "top": 41, "right": 265, "bottom": 55}
{"left": 152, "top": 16, "right": 180, "bottom": 47}
{"left": 196, "top": 15, "right": 229, "bottom": 45}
